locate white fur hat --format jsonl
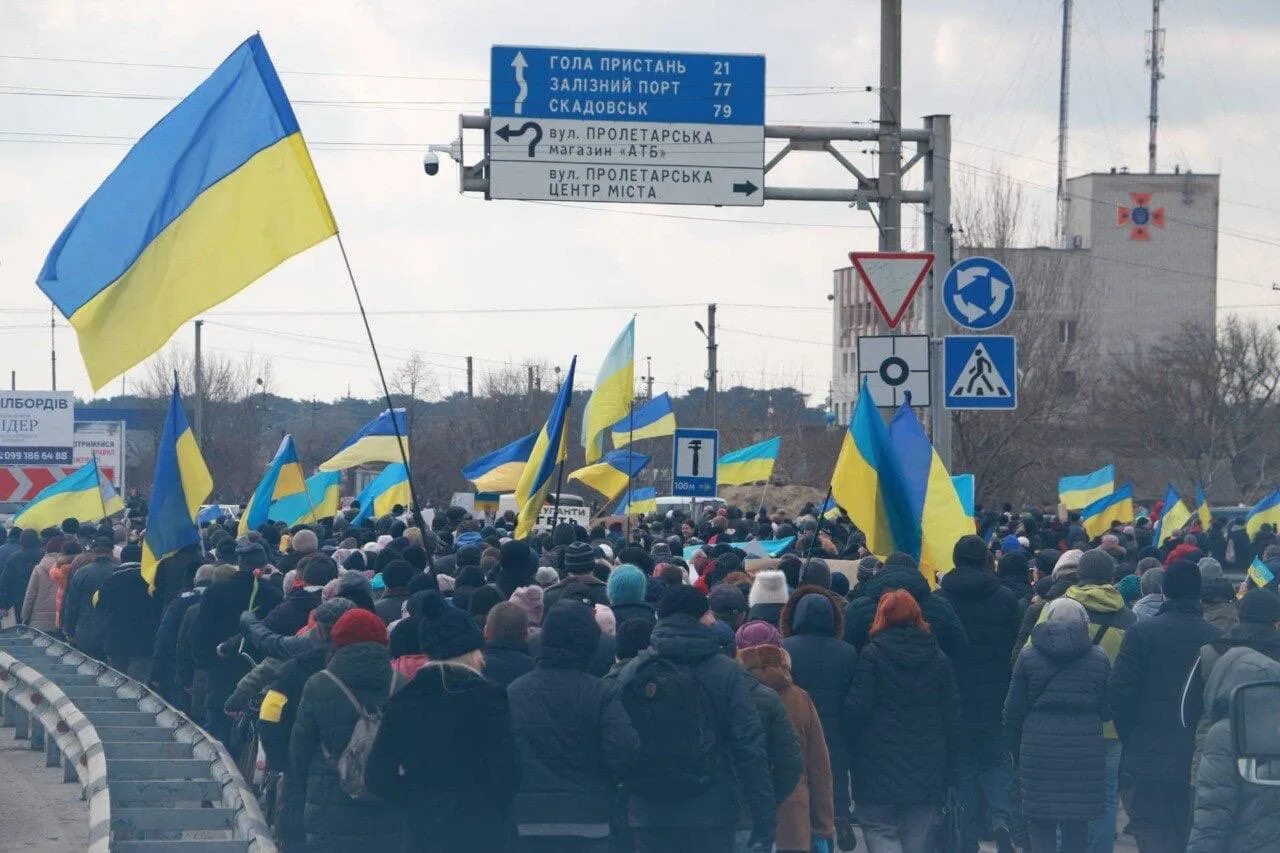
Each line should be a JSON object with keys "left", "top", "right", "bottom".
{"left": 748, "top": 570, "right": 789, "bottom": 607}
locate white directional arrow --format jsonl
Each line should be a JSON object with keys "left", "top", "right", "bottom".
{"left": 988, "top": 278, "right": 1010, "bottom": 314}
{"left": 511, "top": 51, "right": 529, "bottom": 115}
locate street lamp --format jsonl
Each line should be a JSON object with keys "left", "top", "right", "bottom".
{"left": 694, "top": 316, "right": 717, "bottom": 429}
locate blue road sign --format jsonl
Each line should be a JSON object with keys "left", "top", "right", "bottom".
{"left": 672, "top": 428, "right": 719, "bottom": 497}
{"left": 944, "top": 335, "right": 1017, "bottom": 410}
{"left": 490, "top": 46, "right": 765, "bottom": 125}
{"left": 942, "top": 256, "right": 1016, "bottom": 330}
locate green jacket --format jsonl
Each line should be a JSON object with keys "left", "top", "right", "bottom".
{"left": 286, "top": 642, "right": 402, "bottom": 853}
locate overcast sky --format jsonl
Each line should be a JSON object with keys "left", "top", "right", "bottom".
{"left": 3, "top": 0, "right": 1277, "bottom": 404}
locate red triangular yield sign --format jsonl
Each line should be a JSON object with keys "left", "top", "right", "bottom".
{"left": 849, "top": 252, "right": 934, "bottom": 329}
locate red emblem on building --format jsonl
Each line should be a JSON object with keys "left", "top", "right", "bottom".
{"left": 1116, "top": 192, "right": 1166, "bottom": 241}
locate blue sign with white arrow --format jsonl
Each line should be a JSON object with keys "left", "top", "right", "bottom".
{"left": 942, "top": 256, "right": 1016, "bottom": 330}
{"left": 944, "top": 335, "right": 1017, "bottom": 410}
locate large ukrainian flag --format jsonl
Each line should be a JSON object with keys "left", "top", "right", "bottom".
{"left": 462, "top": 432, "right": 537, "bottom": 494}
{"left": 352, "top": 464, "right": 412, "bottom": 525}
{"left": 887, "top": 400, "right": 974, "bottom": 582}
{"left": 516, "top": 356, "right": 577, "bottom": 539}
{"left": 13, "top": 458, "right": 119, "bottom": 531}
{"left": 581, "top": 319, "right": 634, "bottom": 464}
{"left": 1059, "top": 465, "right": 1115, "bottom": 511}
{"left": 568, "top": 449, "right": 650, "bottom": 501}
{"left": 718, "top": 436, "right": 782, "bottom": 486}
{"left": 318, "top": 409, "right": 409, "bottom": 472}
{"left": 1081, "top": 482, "right": 1135, "bottom": 541}
{"left": 269, "top": 470, "right": 342, "bottom": 526}
{"left": 36, "top": 35, "right": 336, "bottom": 389}
{"left": 830, "top": 378, "right": 910, "bottom": 559}
{"left": 143, "top": 382, "right": 213, "bottom": 589}
{"left": 239, "top": 434, "right": 308, "bottom": 536}
{"left": 1246, "top": 489, "right": 1280, "bottom": 540}
{"left": 609, "top": 392, "right": 676, "bottom": 448}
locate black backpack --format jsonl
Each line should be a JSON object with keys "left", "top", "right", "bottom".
{"left": 620, "top": 655, "right": 719, "bottom": 799}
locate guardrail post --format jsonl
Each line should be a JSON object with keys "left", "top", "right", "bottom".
{"left": 30, "top": 723, "right": 44, "bottom": 750}
{"left": 13, "top": 705, "right": 28, "bottom": 739}
{"left": 2, "top": 693, "right": 13, "bottom": 725}
{"left": 45, "top": 732, "right": 60, "bottom": 767}
{"left": 63, "top": 755, "right": 77, "bottom": 784}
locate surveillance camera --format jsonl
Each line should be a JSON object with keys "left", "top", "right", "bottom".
{"left": 423, "top": 150, "right": 440, "bottom": 176}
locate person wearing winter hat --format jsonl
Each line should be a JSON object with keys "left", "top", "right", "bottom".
{"left": 607, "top": 564, "right": 655, "bottom": 627}
{"left": 709, "top": 583, "right": 749, "bottom": 632}
{"left": 1014, "top": 547, "right": 1088, "bottom": 662}
{"left": 616, "top": 584, "right": 777, "bottom": 853}
{"left": 506, "top": 600, "right": 639, "bottom": 851}
{"left": 798, "top": 558, "right": 832, "bottom": 590}
{"left": 366, "top": 591, "right": 522, "bottom": 853}
{"left": 997, "top": 551, "right": 1033, "bottom": 606}
{"left": 284, "top": 605, "right": 398, "bottom": 853}
{"left": 1116, "top": 572, "right": 1141, "bottom": 606}
{"left": 1109, "top": 559, "right": 1220, "bottom": 853}
{"left": 748, "top": 569, "right": 789, "bottom": 627}
{"left": 606, "top": 618, "right": 653, "bottom": 677}
{"left": 483, "top": 602, "right": 534, "bottom": 688}
{"left": 534, "top": 566, "right": 560, "bottom": 588}
{"left": 496, "top": 539, "right": 538, "bottom": 597}
{"left": 1132, "top": 566, "right": 1165, "bottom": 620}
{"left": 508, "top": 584, "right": 545, "bottom": 631}
{"left": 335, "top": 569, "right": 377, "bottom": 612}
{"left": 544, "top": 541, "right": 609, "bottom": 611}
{"left": 1197, "top": 557, "right": 1239, "bottom": 633}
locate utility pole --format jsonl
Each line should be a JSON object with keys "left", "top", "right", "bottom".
{"left": 878, "top": 0, "right": 902, "bottom": 252}
{"left": 644, "top": 356, "right": 654, "bottom": 400}
{"left": 465, "top": 356, "right": 474, "bottom": 399}
{"left": 193, "top": 320, "right": 204, "bottom": 445}
{"left": 1055, "top": 0, "right": 1074, "bottom": 246}
{"left": 527, "top": 364, "right": 534, "bottom": 395}
{"left": 49, "top": 304, "right": 57, "bottom": 391}
{"left": 1146, "top": 0, "right": 1165, "bottom": 174}
{"left": 706, "top": 304, "right": 718, "bottom": 430}
{"left": 922, "top": 115, "right": 953, "bottom": 465}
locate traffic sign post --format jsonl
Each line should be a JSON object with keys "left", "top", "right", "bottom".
{"left": 943, "top": 335, "right": 1017, "bottom": 410}
{"left": 488, "top": 46, "right": 765, "bottom": 206}
{"left": 672, "top": 427, "right": 719, "bottom": 497}
{"left": 942, "top": 256, "right": 1016, "bottom": 330}
{"left": 848, "top": 252, "right": 933, "bottom": 329}
{"left": 857, "top": 334, "right": 930, "bottom": 408}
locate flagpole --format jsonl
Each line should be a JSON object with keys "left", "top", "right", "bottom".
{"left": 335, "top": 232, "right": 423, "bottom": 527}
{"left": 625, "top": 401, "right": 635, "bottom": 539}
{"left": 549, "top": 391, "right": 575, "bottom": 532}
{"left": 806, "top": 485, "right": 834, "bottom": 558}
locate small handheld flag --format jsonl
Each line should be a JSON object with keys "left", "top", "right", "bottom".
{"left": 1248, "top": 557, "right": 1275, "bottom": 589}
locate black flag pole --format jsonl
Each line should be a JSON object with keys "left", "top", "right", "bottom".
{"left": 335, "top": 232, "right": 424, "bottom": 527}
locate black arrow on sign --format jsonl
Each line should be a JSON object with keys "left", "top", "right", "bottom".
{"left": 496, "top": 121, "right": 544, "bottom": 158}
{"left": 732, "top": 180, "right": 758, "bottom": 196}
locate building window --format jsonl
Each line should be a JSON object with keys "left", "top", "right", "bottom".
{"left": 1059, "top": 320, "right": 1077, "bottom": 345}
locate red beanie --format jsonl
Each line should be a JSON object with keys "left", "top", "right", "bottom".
{"left": 330, "top": 609, "right": 388, "bottom": 649}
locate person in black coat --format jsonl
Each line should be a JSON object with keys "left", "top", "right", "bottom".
{"left": 937, "top": 535, "right": 1022, "bottom": 851}
{"left": 615, "top": 586, "right": 776, "bottom": 853}
{"left": 366, "top": 591, "right": 523, "bottom": 853}
{"left": 96, "top": 561, "right": 160, "bottom": 679}
{"left": 485, "top": 601, "right": 535, "bottom": 688}
{"left": 543, "top": 542, "right": 609, "bottom": 610}
{"left": 265, "top": 555, "right": 337, "bottom": 635}
{"left": 780, "top": 586, "right": 858, "bottom": 847}
{"left": 1108, "top": 560, "right": 1221, "bottom": 853}
{"left": 148, "top": 565, "right": 212, "bottom": 704}
{"left": 507, "top": 600, "right": 640, "bottom": 851}
{"left": 61, "top": 545, "right": 118, "bottom": 658}
{"left": 843, "top": 554, "right": 970, "bottom": 660}
{"left": 842, "top": 588, "right": 961, "bottom": 853}
{"left": 1004, "top": 598, "right": 1111, "bottom": 853}
{"left": 374, "top": 558, "right": 413, "bottom": 625}
{"left": 0, "top": 530, "right": 43, "bottom": 618}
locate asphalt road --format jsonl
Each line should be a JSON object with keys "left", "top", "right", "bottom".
{"left": 0, "top": 733, "right": 87, "bottom": 852}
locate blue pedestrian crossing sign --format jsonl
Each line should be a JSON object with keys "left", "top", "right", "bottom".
{"left": 943, "top": 256, "right": 1015, "bottom": 330}
{"left": 944, "top": 336, "right": 1017, "bottom": 410}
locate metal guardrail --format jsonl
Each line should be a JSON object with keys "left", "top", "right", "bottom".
{"left": 0, "top": 626, "right": 276, "bottom": 852}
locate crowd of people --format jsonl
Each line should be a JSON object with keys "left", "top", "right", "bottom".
{"left": 1, "top": 498, "right": 1279, "bottom": 853}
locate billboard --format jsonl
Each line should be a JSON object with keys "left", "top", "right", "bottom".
{"left": 0, "top": 391, "right": 74, "bottom": 465}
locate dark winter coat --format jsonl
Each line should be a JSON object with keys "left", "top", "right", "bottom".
{"left": 542, "top": 573, "right": 610, "bottom": 610}
{"left": 1004, "top": 620, "right": 1111, "bottom": 821}
{"left": 938, "top": 565, "right": 1022, "bottom": 767}
{"left": 149, "top": 587, "right": 203, "bottom": 699}
{"left": 747, "top": 601, "right": 785, "bottom": 627}
{"left": 1200, "top": 578, "right": 1240, "bottom": 634}
{"left": 528, "top": 629, "right": 615, "bottom": 678}
{"left": 192, "top": 569, "right": 282, "bottom": 668}
{"left": 609, "top": 600, "right": 656, "bottom": 629}
{"left": 1109, "top": 598, "right": 1221, "bottom": 784}
{"left": 1187, "top": 648, "right": 1280, "bottom": 853}
{"left": 842, "top": 564, "right": 969, "bottom": 661}
{"left": 240, "top": 611, "right": 326, "bottom": 662}
{"left": 617, "top": 613, "right": 776, "bottom": 832}
{"left": 0, "top": 545, "right": 43, "bottom": 613}
{"left": 843, "top": 624, "right": 961, "bottom": 805}
{"left": 484, "top": 639, "right": 535, "bottom": 688}
{"left": 61, "top": 555, "right": 117, "bottom": 653}
{"left": 97, "top": 564, "right": 159, "bottom": 659}
{"left": 285, "top": 641, "right": 401, "bottom": 853}
{"left": 506, "top": 654, "right": 639, "bottom": 834}
{"left": 1012, "top": 576, "right": 1077, "bottom": 658}
{"left": 374, "top": 590, "right": 409, "bottom": 626}
{"left": 366, "top": 662, "right": 523, "bottom": 853}
{"left": 780, "top": 588, "right": 857, "bottom": 810}
{"left": 260, "top": 644, "right": 326, "bottom": 850}
{"left": 263, "top": 586, "right": 320, "bottom": 637}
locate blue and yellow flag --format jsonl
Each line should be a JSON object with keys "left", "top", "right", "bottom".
{"left": 462, "top": 432, "right": 537, "bottom": 494}
{"left": 142, "top": 382, "right": 213, "bottom": 589}
{"left": 1195, "top": 484, "right": 1212, "bottom": 529}
{"left": 1059, "top": 465, "right": 1115, "bottom": 511}
{"left": 819, "top": 496, "right": 841, "bottom": 520}
{"left": 718, "top": 436, "right": 781, "bottom": 486}
{"left": 568, "top": 449, "right": 650, "bottom": 501}
{"left": 581, "top": 319, "right": 634, "bottom": 464}
{"left": 352, "top": 464, "right": 411, "bottom": 525}
{"left": 951, "top": 474, "right": 976, "bottom": 518}
{"left": 1153, "top": 484, "right": 1192, "bottom": 548}
{"left": 617, "top": 485, "right": 658, "bottom": 517}
{"left": 609, "top": 392, "right": 676, "bottom": 448}
{"left": 1248, "top": 556, "right": 1276, "bottom": 589}
{"left": 269, "top": 470, "right": 341, "bottom": 526}
{"left": 239, "top": 434, "right": 308, "bottom": 536}
{"left": 1246, "top": 489, "right": 1280, "bottom": 540}
{"left": 318, "top": 409, "right": 409, "bottom": 472}
{"left": 1081, "top": 482, "right": 1135, "bottom": 541}
{"left": 36, "top": 35, "right": 336, "bottom": 390}
{"left": 13, "top": 458, "right": 118, "bottom": 531}
{"left": 516, "top": 356, "right": 577, "bottom": 539}
{"left": 887, "top": 401, "right": 974, "bottom": 583}
{"left": 830, "top": 378, "right": 910, "bottom": 558}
